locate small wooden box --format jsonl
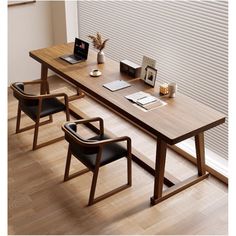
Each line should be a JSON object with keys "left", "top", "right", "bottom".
{"left": 120, "top": 59, "right": 141, "bottom": 78}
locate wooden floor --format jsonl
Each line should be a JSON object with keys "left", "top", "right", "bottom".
{"left": 8, "top": 77, "right": 228, "bottom": 235}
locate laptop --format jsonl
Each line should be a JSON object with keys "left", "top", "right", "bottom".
{"left": 60, "top": 38, "right": 89, "bottom": 64}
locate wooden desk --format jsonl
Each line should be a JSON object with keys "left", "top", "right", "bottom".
{"left": 30, "top": 43, "right": 225, "bottom": 205}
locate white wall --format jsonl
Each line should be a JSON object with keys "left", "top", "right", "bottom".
{"left": 51, "top": 1, "right": 67, "bottom": 45}
{"left": 8, "top": 1, "right": 54, "bottom": 84}
{"left": 51, "top": 0, "right": 78, "bottom": 44}
{"left": 64, "top": 0, "right": 79, "bottom": 42}
{"left": 8, "top": 0, "right": 79, "bottom": 85}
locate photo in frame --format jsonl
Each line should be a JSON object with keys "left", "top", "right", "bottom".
{"left": 140, "top": 56, "right": 156, "bottom": 80}
{"left": 144, "top": 66, "right": 157, "bottom": 87}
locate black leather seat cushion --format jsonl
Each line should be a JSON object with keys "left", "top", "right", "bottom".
{"left": 21, "top": 97, "right": 65, "bottom": 120}
{"left": 13, "top": 82, "right": 66, "bottom": 121}
{"left": 70, "top": 134, "right": 128, "bottom": 169}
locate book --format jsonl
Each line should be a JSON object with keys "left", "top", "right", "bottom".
{"left": 125, "top": 91, "right": 166, "bottom": 111}
{"left": 136, "top": 96, "right": 157, "bottom": 106}
{"left": 141, "top": 99, "right": 166, "bottom": 110}
{"left": 125, "top": 91, "right": 150, "bottom": 103}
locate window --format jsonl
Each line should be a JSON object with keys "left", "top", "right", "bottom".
{"left": 78, "top": 0, "right": 228, "bottom": 160}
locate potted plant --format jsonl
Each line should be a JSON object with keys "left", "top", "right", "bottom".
{"left": 88, "top": 32, "right": 109, "bottom": 64}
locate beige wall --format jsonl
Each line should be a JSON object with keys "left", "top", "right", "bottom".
{"left": 8, "top": 0, "right": 79, "bottom": 85}
{"left": 51, "top": 0, "right": 78, "bottom": 44}
{"left": 65, "top": 0, "right": 79, "bottom": 42}
{"left": 8, "top": 1, "right": 54, "bottom": 84}
{"left": 51, "top": 1, "right": 67, "bottom": 45}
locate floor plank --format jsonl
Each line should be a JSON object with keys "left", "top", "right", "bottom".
{"left": 8, "top": 76, "right": 228, "bottom": 235}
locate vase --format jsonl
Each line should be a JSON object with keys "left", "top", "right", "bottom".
{"left": 97, "top": 50, "right": 105, "bottom": 64}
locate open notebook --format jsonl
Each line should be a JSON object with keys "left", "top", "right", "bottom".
{"left": 125, "top": 91, "right": 166, "bottom": 111}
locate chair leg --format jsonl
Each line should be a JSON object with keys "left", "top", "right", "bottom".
{"left": 87, "top": 155, "right": 132, "bottom": 206}
{"left": 32, "top": 119, "right": 40, "bottom": 150}
{"left": 88, "top": 167, "right": 100, "bottom": 206}
{"left": 127, "top": 153, "right": 132, "bottom": 186}
{"left": 49, "top": 114, "right": 53, "bottom": 122}
{"left": 64, "top": 148, "right": 72, "bottom": 181}
{"left": 16, "top": 104, "right": 21, "bottom": 134}
{"left": 65, "top": 107, "right": 70, "bottom": 121}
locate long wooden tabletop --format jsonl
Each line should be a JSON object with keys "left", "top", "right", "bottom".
{"left": 30, "top": 43, "right": 225, "bottom": 145}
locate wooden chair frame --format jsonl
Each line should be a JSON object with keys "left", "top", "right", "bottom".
{"left": 11, "top": 81, "right": 70, "bottom": 150}
{"left": 62, "top": 117, "right": 132, "bottom": 206}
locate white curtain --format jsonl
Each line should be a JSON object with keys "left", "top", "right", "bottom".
{"left": 78, "top": 0, "right": 228, "bottom": 159}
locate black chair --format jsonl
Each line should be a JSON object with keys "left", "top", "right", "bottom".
{"left": 11, "top": 81, "right": 70, "bottom": 150}
{"left": 62, "top": 117, "right": 132, "bottom": 206}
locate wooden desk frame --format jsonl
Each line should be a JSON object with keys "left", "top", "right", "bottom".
{"left": 40, "top": 64, "right": 85, "bottom": 101}
{"left": 30, "top": 46, "right": 225, "bottom": 206}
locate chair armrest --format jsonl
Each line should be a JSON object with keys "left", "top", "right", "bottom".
{"left": 23, "top": 80, "right": 44, "bottom": 85}
{"left": 11, "top": 81, "right": 46, "bottom": 98}
{"left": 39, "top": 93, "right": 69, "bottom": 107}
{"left": 95, "top": 136, "right": 131, "bottom": 146}
{"left": 38, "top": 92, "right": 67, "bottom": 99}
{"left": 73, "top": 118, "right": 104, "bottom": 135}
{"left": 62, "top": 120, "right": 131, "bottom": 154}
{"left": 92, "top": 136, "right": 131, "bottom": 154}
{"left": 10, "top": 83, "right": 40, "bottom": 100}
{"left": 24, "top": 80, "right": 50, "bottom": 95}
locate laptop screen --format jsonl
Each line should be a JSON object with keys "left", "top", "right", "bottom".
{"left": 74, "top": 38, "right": 89, "bottom": 60}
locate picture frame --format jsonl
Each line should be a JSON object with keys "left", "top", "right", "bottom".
{"left": 140, "top": 56, "right": 156, "bottom": 80}
{"left": 144, "top": 66, "right": 157, "bottom": 87}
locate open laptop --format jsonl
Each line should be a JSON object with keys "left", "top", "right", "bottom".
{"left": 60, "top": 38, "right": 89, "bottom": 64}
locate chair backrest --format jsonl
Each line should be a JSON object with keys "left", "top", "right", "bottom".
{"left": 11, "top": 82, "right": 38, "bottom": 106}
{"left": 64, "top": 123, "right": 100, "bottom": 155}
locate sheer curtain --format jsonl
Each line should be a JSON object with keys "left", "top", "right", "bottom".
{"left": 77, "top": 0, "right": 228, "bottom": 159}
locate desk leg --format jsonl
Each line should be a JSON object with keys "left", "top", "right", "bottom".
{"left": 150, "top": 138, "right": 167, "bottom": 205}
{"left": 40, "top": 64, "right": 53, "bottom": 122}
{"left": 195, "top": 132, "right": 206, "bottom": 176}
{"left": 40, "top": 64, "right": 49, "bottom": 94}
{"left": 150, "top": 133, "right": 209, "bottom": 206}
{"left": 68, "top": 86, "right": 85, "bottom": 102}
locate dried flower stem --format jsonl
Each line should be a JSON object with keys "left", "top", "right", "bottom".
{"left": 88, "top": 32, "right": 109, "bottom": 51}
